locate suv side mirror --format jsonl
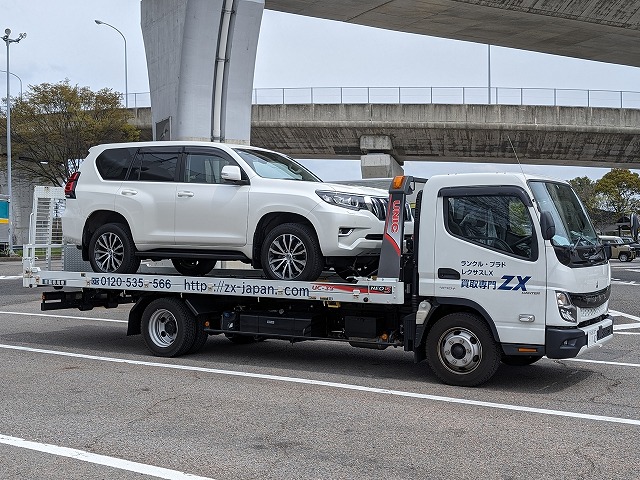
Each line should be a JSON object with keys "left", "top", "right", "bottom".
{"left": 221, "top": 165, "right": 245, "bottom": 184}
{"left": 540, "top": 211, "right": 556, "bottom": 241}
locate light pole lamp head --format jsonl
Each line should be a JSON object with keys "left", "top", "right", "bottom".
{"left": 95, "top": 20, "right": 103, "bottom": 25}
{"left": 4, "top": 28, "right": 10, "bottom": 35}
{"left": 17, "top": 33, "right": 26, "bottom": 40}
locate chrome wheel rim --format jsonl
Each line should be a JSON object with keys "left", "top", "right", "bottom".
{"left": 148, "top": 308, "right": 177, "bottom": 347}
{"left": 94, "top": 232, "right": 125, "bottom": 272}
{"left": 437, "top": 327, "right": 482, "bottom": 374}
{"left": 267, "top": 233, "right": 307, "bottom": 280}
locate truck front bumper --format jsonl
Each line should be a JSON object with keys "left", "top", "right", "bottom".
{"left": 545, "top": 315, "right": 614, "bottom": 359}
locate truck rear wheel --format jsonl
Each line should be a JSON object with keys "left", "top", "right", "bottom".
{"left": 425, "top": 312, "right": 500, "bottom": 387}
{"left": 141, "top": 298, "right": 196, "bottom": 357}
{"left": 171, "top": 258, "right": 217, "bottom": 276}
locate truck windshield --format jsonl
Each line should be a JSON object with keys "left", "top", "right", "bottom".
{"left": 529, "top": 180, "right": 606, "bottom": 266}
{"left": 234, "top": 148, "right": 321, "bottom": 181}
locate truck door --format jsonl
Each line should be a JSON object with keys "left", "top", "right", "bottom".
{"left": 174, "top": 147, "right": 250, "bottom": 247}
{"left": 434, "top": 186, "right": 546, "bottom": 345}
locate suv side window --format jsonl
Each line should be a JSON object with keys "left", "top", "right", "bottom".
{"left": 183, "top": 152, "right": 232, "bottom": 184}
{"left": 95, "top": 148, "right": 137, "bottom": 180}
{"left": 446, "top": 194, "right": 536, "bottom": 260}
{"left": 129, "top": 151, "right": 179, "bottom": 182}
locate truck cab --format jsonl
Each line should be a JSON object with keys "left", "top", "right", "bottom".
{"left": 413, "top": 173, "right": 611, "bottom": 384}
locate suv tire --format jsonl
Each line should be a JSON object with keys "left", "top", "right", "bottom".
{"left": 619, "top": 252, "right": 630, "bottom": 262}
{"left": 261, "top": 223, "right": 324, "bottom": 281}
{"left": 88, "top": 223, "right": 140, "bottom": 274}
{"left": 171, "top": 259, "right": 217, "bottom": 276}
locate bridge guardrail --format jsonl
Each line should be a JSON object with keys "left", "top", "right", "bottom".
{"left": 251, "top": 86, "right": 640, "bottom": 109}
{"left": 125, "top": 87, "right": 640, "bottom": 110}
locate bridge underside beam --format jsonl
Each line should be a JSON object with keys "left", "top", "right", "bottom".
{"left": 265, "top": 0, "right": 640, "bottom": 68}
{"left": 250, "top": 104, "right": 640, "bottom": 169}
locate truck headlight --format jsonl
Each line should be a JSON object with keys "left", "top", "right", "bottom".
{"left": 556, "top": 291, "right": 577, "bottom": 323}
{"left": 316, "top": 191, "right": 368, "bottom": 211}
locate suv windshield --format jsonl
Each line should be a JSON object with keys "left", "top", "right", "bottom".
{"left": 529, "top": 180, "right": 604, "bottom": 266}
{"left": 234, "top": 148, "right": 321, "bottom": 181}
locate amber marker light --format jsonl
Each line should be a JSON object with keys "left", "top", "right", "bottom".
{"left": 518, "top": 347, "right": 538, "bottom": 353}
{"left": 391, "top": 176, "right": 405, "bottom": 190}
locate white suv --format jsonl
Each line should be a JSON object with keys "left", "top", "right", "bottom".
{"left": 62, "top": 141, "right": 412, "bottom": 281}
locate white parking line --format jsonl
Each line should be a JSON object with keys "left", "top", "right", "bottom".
{"left": 0, "top": 275, "right": 22, "bottom": 280}
{"left": 0, "top": 434, "right": 214, "bottom": 480}
{"left": 1, "top": 343, "right": 639, "bottom": 427}
{"left": 0, "top": 310, "right": 127, "bottom": 324}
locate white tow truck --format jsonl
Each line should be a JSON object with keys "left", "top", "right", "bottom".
{"left": 23, "top": 173, "right": 614, "bottom": 386}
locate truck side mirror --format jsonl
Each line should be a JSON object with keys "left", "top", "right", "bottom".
{"left": 540, "top": 211, "right": 556, "bottom": 241}
{"left": 603, "top": 244, "right": 612, "bottom": 260}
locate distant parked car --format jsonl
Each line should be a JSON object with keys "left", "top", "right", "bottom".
{"left": 598, "top": 235, "right": 635, "bottom": 262}
{"left": 62, "top": 141, "right": 413, "bottom": 281}
{"left": 620, "top": 236, "right": 640, "bottom": 256}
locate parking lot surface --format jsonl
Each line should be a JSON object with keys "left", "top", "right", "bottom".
{"left": 1, "top": 259, "right": 640, "bottom": 479}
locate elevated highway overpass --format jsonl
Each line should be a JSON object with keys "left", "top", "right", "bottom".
{"left": 129, "top": 103, "right": 640, "bottom": 171}
{"left": 266, "top": 0, "right": 640, "bottom": 68}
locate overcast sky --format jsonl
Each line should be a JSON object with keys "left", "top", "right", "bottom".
{"left": 4, "top": 0, "right": 640, "bottom": 181}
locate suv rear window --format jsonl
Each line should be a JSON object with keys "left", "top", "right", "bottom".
{"left": 129, "top": 151, "right": 179, "bottom": 182}
{"left": 95, "top": 148, "right": 137, "bottom": 180}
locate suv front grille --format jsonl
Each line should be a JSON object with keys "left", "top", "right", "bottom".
{"left": 368, "top": 197, "right": 413, "bottom": 222}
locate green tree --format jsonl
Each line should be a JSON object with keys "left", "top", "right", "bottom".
{"left": 1, "top": 80, "right": 139, "bottom": 186}
{"left": 568, "top": 176, "right": 601, "bottom": 216}
{"left": 594, "top": 169, "right": 640, "bottom": 220}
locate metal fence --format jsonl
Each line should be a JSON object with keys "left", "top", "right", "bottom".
{"left": 126, "top": 87, "right": 640, "bottom": 109}
{"left": 251, "top": 86, "right": 640, "bottom": 109}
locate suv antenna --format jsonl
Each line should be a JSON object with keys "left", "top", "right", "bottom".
{"left": 507, "top": 134, "right": 525, "bottom": 176}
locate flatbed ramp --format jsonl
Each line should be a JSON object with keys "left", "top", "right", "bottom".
{"left": 24, "top": 265, "right": 405, "bottom": 306}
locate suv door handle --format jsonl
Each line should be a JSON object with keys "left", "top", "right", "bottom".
{"left": 121, "top": 189, "right": 137, "bottom": 196}
{"left": 177, "top": 191, "right": 194, "bottom": 198}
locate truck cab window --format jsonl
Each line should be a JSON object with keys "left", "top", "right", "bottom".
{"left": 446, "top": 194, "right": 536, "bottom": 260}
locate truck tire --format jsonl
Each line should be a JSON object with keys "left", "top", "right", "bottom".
{"left": 88, "top": 223, "right": 140, "bottom": 274}
{"left": 171, "top": 259, "right": 217, "bottom": 276}
{"left": 188, "top": 323, "right": 209, "bottom": 354}
{"left": 619, "top": 252, "right": 630, "bottom": 262}
{"left": 261, "top": 223, "right": 324, "bottom": 281}
{"left": 425, "top": 313, "right": 500, "bottom": 387}
{"left": 501, "top": 355, "right": 542, "bottom": 366}
{"left": 141, "top": 298, "right": 196, "bottom": 357}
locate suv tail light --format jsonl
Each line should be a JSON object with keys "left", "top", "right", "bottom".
{"left": 64, "top": 172, "right": 81, "bottom": 199}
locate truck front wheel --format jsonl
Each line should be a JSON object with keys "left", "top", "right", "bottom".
{"left": 425, "top": 313, "right": 500, "bottom": 387}
{"left": 141, "top": 298, "right": 196, "bottom": 357}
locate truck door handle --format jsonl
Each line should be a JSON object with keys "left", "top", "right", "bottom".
{"left": 438, "top": 268, "right": 460, "bottom": 280}
{"left": 177, "top": 191, "right": 194, "bottom": 198}
{"left": 120, "top": 189, "right": 137, "bottom": 196}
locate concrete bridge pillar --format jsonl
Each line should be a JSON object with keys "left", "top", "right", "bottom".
{"left": 359, "top": 135, "right": 404, "bottom": 178}
{"left": 141, "top": 0, "right": 264, "bottom": 144}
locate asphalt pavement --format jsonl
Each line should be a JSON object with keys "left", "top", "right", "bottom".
{"left": 1, "top": 258, "right": 640, "bottom": 479}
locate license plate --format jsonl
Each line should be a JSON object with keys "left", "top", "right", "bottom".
{"left": 597, "top": 324, "right": 613, "bottom": 340}
{"left": 588, "top": 323, "right": 613, "bottom": 347}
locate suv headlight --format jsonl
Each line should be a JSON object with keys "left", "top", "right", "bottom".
{"left": 556, "top": 291, "right": 577, "bottom": 323}
{"left": 316, "top": 190, "right": 368, "bottom": 211}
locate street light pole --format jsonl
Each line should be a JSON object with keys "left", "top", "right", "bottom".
{"left": 0, "top": 70, "right": 22, "bottom": 99}
{"left": 2, "top": 28, "right": 26, "bottom": 255}
{"left": 95, "top": 20, "right": 128, "bottom": 108}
